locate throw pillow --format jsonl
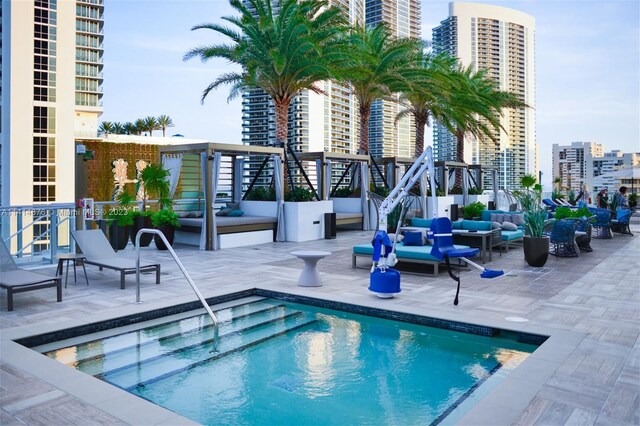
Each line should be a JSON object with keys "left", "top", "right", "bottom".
{"left": 502, "top": 213, "right": 513, "bottom": 223}
{"left": 186, "top": 212, "right": 198, "bottom": 218}
{"left": 195, "top": 211, "right": 204, "bottom": 218}
{"left": 178, "top": 212, "right": 190, "bottom": 218}
{"left": 216, "top": 208, "right": 233, "bottom": 217}
{"left": 492, "top": 221, "right": 502, "bottom": 229}
{"left": 227, "top": 209, "right": 245, "bottom": 217}
{"left": 402, "top": 231, "right": 424, "bottom": 246}
{"left": 387, "top": 233, "right": 404, "bottom": 242}
{"left": 511, "top": 214, "right": 525, "bottom": 226}
{"left": 490, "top": 213, "right": 504, "bottom": 224}
{"left": 501, "top": 222, "right": 517, "bottom": 231}
{"left": 226, "top": 202, "right": 240, "bottom": 210}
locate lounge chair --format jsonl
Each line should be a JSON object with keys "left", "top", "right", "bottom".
{"left": 543, "top": 199, "right": 559, "bottom": 211}
{"left": 71, "top": 230, "right": 160, "bottom": 289}
{"left": 0, "top": 239, "right": 61, "bottom": 311}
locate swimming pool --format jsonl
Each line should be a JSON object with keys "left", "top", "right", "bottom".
{"left": 36, "top": 293, "right": 541, "bottom": 425}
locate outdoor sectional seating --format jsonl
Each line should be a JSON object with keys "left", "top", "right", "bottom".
{"left": 480, "top": 210, "right": 526, "bottom": 252}
{"left": 352, "top": 241, "right": 473, "bottom": 277}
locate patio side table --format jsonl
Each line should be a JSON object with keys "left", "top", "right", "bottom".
{"left": 56, "top": 253, "right": 90, "bottom": 288}
{"left": 291, "top": 251, "right": 331, "bottom": 287}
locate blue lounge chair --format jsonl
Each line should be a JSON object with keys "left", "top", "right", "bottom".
{"left": 543, "top": 199, "right": 559, "bottom": 211}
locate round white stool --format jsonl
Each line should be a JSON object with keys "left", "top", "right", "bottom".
{"left": 291, "top": 251, "right": 331, "bottom": 287}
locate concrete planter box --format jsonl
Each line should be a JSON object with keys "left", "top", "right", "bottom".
{"left": 426, "top": 196, "right": 455, "bottom": 219}
{"left": 284, "top": 200, "right": 333, "bottom": 242}
{"left": 452, "top": 194, "right": 492, "bottom": 207}
{"left": 331, "top": 197, "right": 362, "bottom": 214}
{"left": 240, "top": 200, "right": 278, "bottom": 217}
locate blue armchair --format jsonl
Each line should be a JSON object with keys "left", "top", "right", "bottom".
{"left": 588, "top": 208, "right": 613, "bottom": 239}
{"left": 611, "top": 209, "right": 633, "bottom": 235}
{"left": 544, "top": 219, "right": 580, "bottom": 257}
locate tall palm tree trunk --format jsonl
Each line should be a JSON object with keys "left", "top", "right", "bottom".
{"left": 455, "top": 128, "right": 465, "bottom": 188}
{"left": 275, "top": 99, "right": 292, "bottom": 190}
{"left": 359, "top": 103, "right": 371, "bottom": 155}
{"left": 413, "top": 112, "right": 428, "bottom": 157}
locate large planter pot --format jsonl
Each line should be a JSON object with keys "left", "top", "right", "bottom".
{"left": 154, "top": 225, "right": 175, "bottom": 250}
{"left": 130, "top": 215, "right": 154, "bottom": 246}
{"left": 523, "top": 236, "right": 549, "bottom": 267}
{"left": 108, "top": 223, "right": 130, "bottom": 251}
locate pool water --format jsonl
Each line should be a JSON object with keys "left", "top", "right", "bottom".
{"left": 43, "top": 297, "right": 537, "bottom": 425}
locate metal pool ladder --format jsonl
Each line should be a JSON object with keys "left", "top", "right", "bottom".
{"left": 134, "top": 228, "right": 219, "bottom": 351}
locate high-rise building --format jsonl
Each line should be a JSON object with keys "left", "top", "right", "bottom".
{"left": 365, "top": 0, "right": 420, "bottom": 158}
{"left": 552, "top": 142, "right": 604, "bottom": 193}
{"left": 432, "top": 2, "right": 536, "bottom": 190}
{"left": 1, "top": 0, "right": 104, "bottom": 206}
{"left": 587, "top": 150, "right": 640, "bottom": 193}
{"left": 242, "top": 0, "right": 363, "bottom": 186}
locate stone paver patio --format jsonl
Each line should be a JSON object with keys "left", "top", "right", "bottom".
{"left": 1, "top": 219, "right": 639, "bottom": 425}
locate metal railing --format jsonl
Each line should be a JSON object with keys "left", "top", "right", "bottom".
{"left": 134, "top": 229, "right": 219, "bottom": 351}
{"left": 0, "top": 203, "right": 76, "bottom": 264}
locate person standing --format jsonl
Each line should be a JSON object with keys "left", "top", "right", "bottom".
{"left": 596, "top": 187, "right": 608, "bottom": 209}
{"left": 616, "top": 186, "right": 629, "bottom": 210}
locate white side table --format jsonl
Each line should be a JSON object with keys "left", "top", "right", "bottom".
{"left": 291, "top": 251, "right": 331, "bottom": 287}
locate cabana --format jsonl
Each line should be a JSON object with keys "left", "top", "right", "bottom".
{"left": 296, "top": 151, "right": 371, "bottom": 230}
{"left": 158, "top": 143, "right": 285, "bottom": 251}
{"left": 373, "top": 157, "right": 500, "bottom": 218}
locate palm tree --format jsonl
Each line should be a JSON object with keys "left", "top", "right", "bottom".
{"left": 395, "top": 50, "right": 457, "bottom": 156}
{"left": 157, "top": 115, "right": 174, "bottom": 137}
{"left": 123, "top": 122, "right": 137, "bottom": 135}
{"left": 440, "top": 66, "right": 528, "bottom": 187}
{"left": 112, "top": 122, "right": 126, "bottom": 135}
{"left": 99, "top": 121, "right": 113, "bottom": 135}
{"left": 339, "top": 24, "right": 420, "bottom": 154}
{"left": 184, "top": 0, "right": 347, "bottom": 185}
{"left": 134, "top": 119, "right": 146, "bottom": 136}
{"left": 143, "top": 116, "right": 159, "bottom": 137}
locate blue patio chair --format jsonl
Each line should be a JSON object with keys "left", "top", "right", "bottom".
{"left": 429, "top": 217, "right": 503, "bottom": 305}
{"left": 575, "top": 215, "right": 595, "bottom": 252}
{"left": 544, "top": 219, "right": 580, "bottom": 257}
{"left": 611, "top": 209, "right": 633, "bottom": 235}
{"left": 588, "top": 208, "right": 613, "bottom": 239}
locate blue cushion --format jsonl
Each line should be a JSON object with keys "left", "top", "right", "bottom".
{"left": 501, "top": 230, "right": 524, "bottom": 241}
{"left": 411, "top": 218, "right": 433, "bottom": 228}
{"left": 452, "top": 221, "right": 462, "bottom": 229}
{"left": 227, "top": 209, "right": 245, "bottom": 217}
{"left": 462, "top": 220, "right": 492, "bottom": 231}
{"left": 353, "top": 242, "right": 471, "bottom": 262}
{"left": 402, "top": 231, "right": 424, "bottom": 246}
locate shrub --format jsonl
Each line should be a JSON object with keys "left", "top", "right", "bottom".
{"left": 285, "top": 187, "right": 315, "bottom": 202}
{"left": 151, "top": 209, "right": 180, "bottom": 228}
{"left": 462, "top": 201, "right": 485, "bottom": 220}
{"left": 245, "top": 187, "right": 276, "bottom": 201}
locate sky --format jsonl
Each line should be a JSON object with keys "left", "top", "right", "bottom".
{"left": 100, "top": 0, "right": 640, "bottom": 188}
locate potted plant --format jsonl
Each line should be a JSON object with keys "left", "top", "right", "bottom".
{"left": 629, "top": 192, "right": 638, "bottom": 209}
{"left": 151, "top": 208, "right": 180, "bottom": 250}
{"left": 462, "top": 201, "right": 485, "bottom": 220}
{"left": 514, "top": 174, "right": 552, "bottom": 267}
{"left": 138, "top": 163, "right": 175, "bottom": 248}
{"left": 104, "top": 206, "right": 134, "bottom": 251}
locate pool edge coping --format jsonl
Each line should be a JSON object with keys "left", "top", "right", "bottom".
{"left": 0, "top": 285, "right": 585, "bottom": 425}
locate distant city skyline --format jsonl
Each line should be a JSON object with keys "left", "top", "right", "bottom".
{"left": 100, "top": 0, "right": 640, "bottom": 188}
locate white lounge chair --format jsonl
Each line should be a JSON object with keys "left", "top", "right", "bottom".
{"left": 0, "top": 240, "right": 61, "bottom": 311}
{"left": 71, "top": 230, "right": 160, "bottom": 289}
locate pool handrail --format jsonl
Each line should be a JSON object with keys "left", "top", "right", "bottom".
{"left": 135, "top": 228, "right": 219, "bottom": 350}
